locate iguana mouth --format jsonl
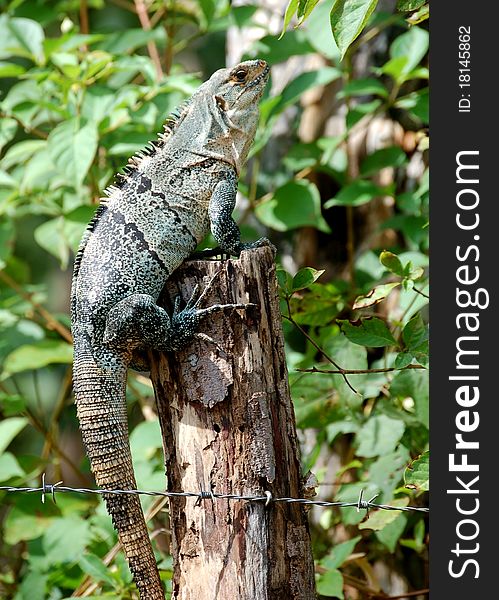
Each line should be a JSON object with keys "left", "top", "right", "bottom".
{"left": 247, "top": 63, "right": 270, "bottom": 89}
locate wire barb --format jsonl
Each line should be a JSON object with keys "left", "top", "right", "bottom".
{"left": 41, "top": 473, "right": 63, "bottom": 504}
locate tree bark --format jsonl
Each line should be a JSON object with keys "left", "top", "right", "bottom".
{"left": 149, "top": 247, "right": 316, "bottom": 600}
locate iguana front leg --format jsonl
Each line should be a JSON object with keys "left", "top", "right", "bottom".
{"left": 208, "top": 178, "right": 274, "bottom": 256}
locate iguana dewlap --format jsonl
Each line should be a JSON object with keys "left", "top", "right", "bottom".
{"left": 71, "top": 60, "right": 270, "bottom": 599}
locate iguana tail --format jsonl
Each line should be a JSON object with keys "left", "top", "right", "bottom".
{"left": 73, "top": 354, "right": 164, "bottom": 599}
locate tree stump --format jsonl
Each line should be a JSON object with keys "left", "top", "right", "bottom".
{"left": 149, "top": 247, "right": 316, "bottom": 600}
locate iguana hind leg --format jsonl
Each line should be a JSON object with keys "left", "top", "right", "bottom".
{"left": 103, "top": 284, "right": 253, "bottom": 355}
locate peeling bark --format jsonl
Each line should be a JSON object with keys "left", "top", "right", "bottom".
{"left": 150, "top": 247, "right": 316, "bottom": 600}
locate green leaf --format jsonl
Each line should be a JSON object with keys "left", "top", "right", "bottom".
{"left": 3, "top": 340, "right": 73, "bottom": 377}
{"left": 280, "top": 0, "right": 299, "bottom": 37}
{"left": 232, "top": 5, "right": 259, "bottom": 28}
{"left": 391, "top": 369, "right": 429, "bottom": 428}
{"left": 358, "top": 497, "right": 409, "bottom": 529}
{"left": 269, "top": 68, "right": 341, "bottom": 118}
{"left": 353, "top": 282, "right": 400, "bottom": 309}
{"left": 0, "top": 392, "right": 26, "bottom": 417}
{"left": 0, "top": 15, "right": 45, "bottom": 64}
{"left": 346, "top": 99, "right": 382, "bottom": 129}
{"left": 316, "top": 568, "right": 344, "bottom": 598}
{"left": 407, "top": 4, "right": 429, "bottom": 25}
{"left": 276, "top": 268, "right": 293, "bottom": 294}
{"left": 324, "top": 180, "right": 386, "bottom": 208}
{"left": 283, "top": 142, "right": 322, "bottom": 171}
{"left": 322, "top": 333, "right": 367, "bottom": 405}
{"left": 34, "top": 217, "right": 72, "bottom": 268}
{"left": 4, "top": 495, "right": 60, "bottom": 545}
{"left": 368, "top": 445, "right": 410, "bottom": 499}
{"left": 388, "top": 26, "right": 429, "bottom": 81}
{"left": 0, "top": 452, "right": 25, "bottom": 481}
{"left": 320, "top": 536, "right": 361, "bottom": 569}
{"left": 330, "top": 0, "right": 379, "bottom": 60}
{"left": 292, "top": 267, "right": 325, "bottom": 292}
{"left": 98, "top": 28, "right": 166, "bottom": 54}
{"left": 47, "top": 118, "right": 98, "bottom": 187}
{"left": 0, "top": 217, "right": 15, "bottom": 268}
{"left": 0, "top": 417, "right": 28, "bottom": 454}
{"left": 0, "top": 61, "right": 26, "bottom": 78}
{"left": 0, "top": 140, "right": 47, "bottom": 170}
{"left": 297, "top": 0, "right": 321, "bottom": 23}
{"left": 79, "top": 554, "right": 117, "bottom": 587}
{"left": 250, "top": 30, "right": 315, "bottom": 65}
{"left": 0, "top": 118, "right": 17, "bottom": 154}
{"left": 377, "top": 56, "right": 408, "bottom": 81}
{"left": 395, "top": 88, "right": 429, "bottom": 123}
{"left": 198, "top": 0, "right": 217, "bottom": 25}
{"left": 379, "top": 250, "right": 404, "bottom": 276}
{"left": 339, "top": 317, "right": 396, "bottom": 347}
{"left": 397, "top": 0, "right": 426, "bottom": 11}
{"left": 130, "top": 420, "right": 163, "bottom": 462}
{"left": 43, "top": 516, "right": 92, "bottom": 564}
{"left": 405, "top": 451, "right": 429, "bottom": 491}
{"left": 16, "top": 571, "right": 48, "bottom": 600}
{"left": 376, "top": 513, "right": 408, "bottom": 552}
{"left": 360, "top": 147, "right": 407, "bottom": 176}
{"left": 394, "top": 352, "right": 413, "bottom": 369}
{"left": 288, "top": 282, "right": 344, "bottom": 327}
{"left": 34, "top": 207, "right": 95, "bottom": 267}
{"left": 356, "top": 415, "right": 405, "bottom": 457}
{"left": 338, "top": 77, "right": 388, "bottom": 98}
{"left": 402, "top": 314, "right": 428, "bottom": 363}
{"left": 302, "top": 0, "right": 340, "bottom": 59}
{"left": 326, "top": 420, "right": 359, "bottom": 443}
{"left": 400, "top": 518, "right": 426, "bottom": 552}
{"left": 255, "top": 180, "right": 331, "bottom": 233}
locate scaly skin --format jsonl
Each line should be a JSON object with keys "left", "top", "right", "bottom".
{"left": 71, "top": 60, "right": 270, "bottom": 599}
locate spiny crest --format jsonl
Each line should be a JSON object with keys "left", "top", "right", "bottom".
{"left": 103, "top": 97, "right": 193, "bottom": 197}
{"left": 72, "top": 203, "right": 108, "bottom": 282}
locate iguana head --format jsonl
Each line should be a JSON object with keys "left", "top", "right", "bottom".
{"left": 166, "top": 59, "right": 270, "bottom": 174}
{"left": 211, "top": 59, "right": 269, "bottom": 124}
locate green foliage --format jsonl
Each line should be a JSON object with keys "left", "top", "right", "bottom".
{"left": 405, "top": 451, "right": 429, "bottom": 492}
{"left": 0, "top": 0, "right": 428, "bottom": 597}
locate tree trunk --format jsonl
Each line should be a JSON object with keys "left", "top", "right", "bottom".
{"left": 149, "top": 247, "right": 316, "bottom": 600}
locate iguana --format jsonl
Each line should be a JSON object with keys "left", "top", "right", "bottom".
{"left": 71, "top": 59, "right": 270, "bottom": 599}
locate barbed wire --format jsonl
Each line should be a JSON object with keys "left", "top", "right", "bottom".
{"left": 0, "top": 476, "right": 428, "bottom": 514}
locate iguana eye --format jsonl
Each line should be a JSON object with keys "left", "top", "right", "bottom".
{"left": 234, "top": 69, "right": 247, "bottom": 82}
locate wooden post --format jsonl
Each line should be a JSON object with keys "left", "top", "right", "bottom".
{"left": 149, "top": 247, "right": 316, "bottom": 600}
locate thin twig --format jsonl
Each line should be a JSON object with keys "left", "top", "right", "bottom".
{"left": 79, "top": 0, "right": 89, "bottom": 35}
{"left": 283, "top": 299, "right": 359, "bottom": 395}
{"left": 134, "top": 0, "right": 163, "bottom": 80}
{"left": 413, "top": 286, "right": 429, "bottom": 299}
{"left": 296, "top": 364, "right": 426, "bottom": 375}
{"left": 41, "top": 366, "right": 74, "bottom": 462}
{"left": 372, "top": 590, "right": 429, "bottom": 600}
{"left": 24, "top": 408, "right": 88, "bottom": 485}
{"left": 0, "top": 271, "right": 72, "bottom": 343}
{"left": 343, "top": 572, "right": 429, "bottom": 598}
{"left": 0, "top": 111, "right": 48, "bottom": 139}
{"left": 164, "top": 6, "right": 175, "bottom": 75}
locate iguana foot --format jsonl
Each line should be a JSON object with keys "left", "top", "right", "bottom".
{"left": 103, "top": 277, "right": 255, "bottom": 356}
{"left": 169, "top": 272, "right": 255, "bottom": 350}
{"left": 236, "top": 237, "right": 276, "bottom": 256}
